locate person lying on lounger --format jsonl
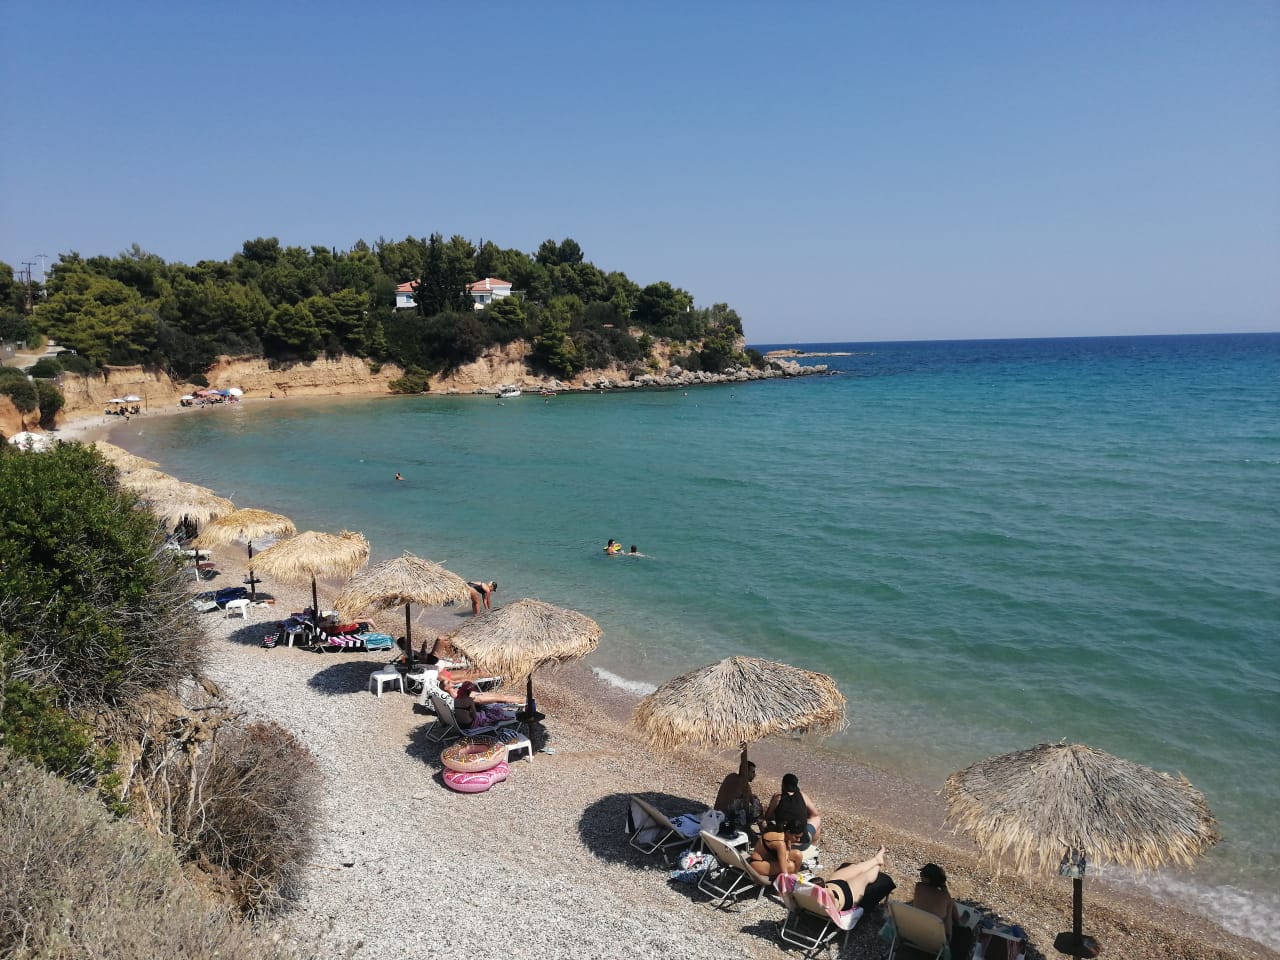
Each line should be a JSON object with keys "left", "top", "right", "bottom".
{"left": 808, "top": 846, "right": 888, "bottom": 912}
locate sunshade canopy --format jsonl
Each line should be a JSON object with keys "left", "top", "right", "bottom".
{"left": 192, "top": 508, "right": 297, "bottom": 550}
{"left": 334, "top": 553, "right": 471, "bottom": 621}
{"left": 632, "top": 655, "right": 847, "bottom": 752}
{"left": 250, "top": 530, "right": 370, "bottom": 614}
{"left": 92, "top": 440, "right": 158, "bottom": 472}
{"left": 446, "top": 598, "right": 601, "bottom": 682}
{"left": 943, "top": 741, "right": 1219, "bottom": 874}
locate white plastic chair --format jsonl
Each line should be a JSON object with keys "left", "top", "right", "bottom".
{"left": 224, "top": 598, "right": 251, "bottom": 619}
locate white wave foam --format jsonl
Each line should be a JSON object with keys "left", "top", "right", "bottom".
{"left": 1094, "top": 863, "right": 1280, "bottom": 949}
{"left": 591, "top": 666, "right": 657, "bottom": 696}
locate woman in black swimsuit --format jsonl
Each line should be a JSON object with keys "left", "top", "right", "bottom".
{"left": 810, "top": 846, "right": 887, "bottom": 911}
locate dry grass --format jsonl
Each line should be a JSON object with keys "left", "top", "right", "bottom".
{"left": 0, "top": 748, "right": 321, "bottom": 960}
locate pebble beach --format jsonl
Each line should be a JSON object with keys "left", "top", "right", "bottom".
{"left": 55, "top": 405, "right": 1276, "bottom": 960}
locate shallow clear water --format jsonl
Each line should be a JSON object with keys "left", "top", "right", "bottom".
{"left": 129, "top": 333, "right": 1280, "bottom": 943}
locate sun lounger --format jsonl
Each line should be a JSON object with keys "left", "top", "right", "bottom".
{"left": 624, "top": 796, "right": 702, "bottom": 858}
{"left": 696, "top": 829, "right": 773, "bottom": 908}
{"left": 775, "top": 874, "right": 863, "bottom": 958}
{"left": 885, "top": 900, "right": 948, "bottom": 960}
{"left": 424, "top": 691, "right": 518, "bottom": 743}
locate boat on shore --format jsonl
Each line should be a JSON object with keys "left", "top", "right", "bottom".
{"left": 497, "top": 386, "right": 522, "bottom": 399}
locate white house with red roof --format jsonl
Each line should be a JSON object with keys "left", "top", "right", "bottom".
{"left": 394, "top": 277, "right": 514, "bottom": 311}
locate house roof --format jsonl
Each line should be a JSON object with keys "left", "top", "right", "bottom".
{"left": 395, "top": 281, "right": 416, "bottom": 293}
{"left": 467, "top": 277, "right": 512, "bottom": 293}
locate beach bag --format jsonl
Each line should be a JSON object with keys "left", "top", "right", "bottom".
{"left": 699, "top": 809, "right": 726, "bottom": 835}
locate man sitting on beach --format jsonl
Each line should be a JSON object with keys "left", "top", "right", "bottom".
{"left": 714, "top": 744, "right": 761, "bottom": 832}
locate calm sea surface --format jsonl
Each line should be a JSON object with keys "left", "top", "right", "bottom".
{"left": 128, "top": 333, "right": 1279, "bottom": 944}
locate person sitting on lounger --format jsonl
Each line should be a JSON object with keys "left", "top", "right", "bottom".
{"left": 912, "top": 862, "right": 963, "bottom": 941}
{"left": 765, "top": 773, "right": 822, "bottom": 850}
{"left": 746, "top": 818, "right": 806, "bottom": 878}
{"left": 809, "top": 846, "right": 888, "bottom": 912}
{"left": 449, "top": 679, "right": 523, "bottom": 728}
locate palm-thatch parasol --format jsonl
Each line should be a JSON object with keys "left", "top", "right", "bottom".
{"left": 446, "top": 598, "right": 602, "bottom": 717}
{"left": 117, "top": 467, "right": 181, "bottom": 495}
{"left": 944, "top": 741, "right": 1219, "bottom": 959}
{"left": 249, "top": 530, "right": 370, "bottom": 619}
{"left": 139, "top": 481, "right": 236, "bottom": 530}
{"left": 632, "top": 656, "right": 847, "bottom": 764}
{"left": 192, "top": 508, "right": 297, "bottom": 600}
{"left": 92, "top": 440, "right": 158, "bottom": 472}
{"left": 333, "top": 553, "right": 472, "bottom": 662}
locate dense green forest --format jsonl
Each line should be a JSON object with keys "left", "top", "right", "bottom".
{"left": 1, "top": 236, "right": 756, "bottom": 388}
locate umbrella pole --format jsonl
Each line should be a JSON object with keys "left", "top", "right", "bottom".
{"left": 1073, "top": 877, "right": 1083, "bottom": 960}
{"left": 405, "top": 604, "right": 414, "bottom": 667}
{"left": 247, "top": 540, "right": 256, "bottom": 601}
{"left": 310, "top": 575, "right": 319, "bottom": 621}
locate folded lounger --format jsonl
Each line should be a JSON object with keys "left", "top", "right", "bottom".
{"left": 624, "top": 796, "right": 702, "bottom": 858}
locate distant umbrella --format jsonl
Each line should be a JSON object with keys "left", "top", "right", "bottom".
{"left": 334, "top": 553, "right": 472, "bottom": 661}
{"left": 92, "top": 440, "right": 158, "bottom": 472}
{"left": 117, "top": 467, "right": 181, "bottom": 495}
{"left": 944, "top": 741, "right": 1219, "bottom": 959}
{"left": 122, "top": 394, "right": 142, "bottom": 403}
{"left": 193, "top": 508, "right": 297, "bottom": 600}
{"left": 250, "top": 530, "right": 370, "bottom": 618}
{"left": 446, "top": 598, "right": 602, "bottom": 715}
{"left": 632, "top": 655, "right": 847, "bottom": 753}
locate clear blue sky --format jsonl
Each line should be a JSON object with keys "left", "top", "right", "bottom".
{"left": 2, "top": 1, "right": 1277, "bottom": 343}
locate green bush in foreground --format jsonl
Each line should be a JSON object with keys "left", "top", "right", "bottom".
{"left": 0, "top": 748, "right": 319, "bottom": 960}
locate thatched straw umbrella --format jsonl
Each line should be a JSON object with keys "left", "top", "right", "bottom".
{"left": 446, "top": 598, "right": 602, "bottom": 716}
{"left": 631, "top": 656, "right": 847, "bottom": 768}
{"left": 333, "top": 553, "right": 471, "bottom": 663}
{"left": 140, "top": 483, "right": 236, "bottom": 530}
{"left": 249, "top": 530, "right": 370, "bottom": 619}
{"left": 92, "top": 440, "right": 158, "bottom": 472}
{"left": 193, "top": 508, "right": 297, "bottom": 600}
{"left": 117, "top": 467, "right": 181, "bottom": 495}
{"left": 944, "top": 741, "right": 1218, "bottom": 959}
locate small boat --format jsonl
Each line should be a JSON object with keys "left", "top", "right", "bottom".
{"left": 497, "top": 386, "right": 522, "bottom": 399}
{"left": 538, "top": 387, "right": 557, "bottom": 397}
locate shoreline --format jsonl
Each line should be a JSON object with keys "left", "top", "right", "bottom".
{"left": 69, "top": 402, "right": 1277, "bottom": 959}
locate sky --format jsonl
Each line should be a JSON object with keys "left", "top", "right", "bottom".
{"left": 2, "top": 1, "right": 1277, "bottom": 344}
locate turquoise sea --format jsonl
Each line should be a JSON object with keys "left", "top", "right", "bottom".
{"left": 126, "top": 333, "right": 1278, "bottom": 945}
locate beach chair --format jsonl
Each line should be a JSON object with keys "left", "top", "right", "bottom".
{"left": 776, "top": 874, "right": 864, "bottom": 958}
{"left": 885, "top": 900, "right": 948, "bottom": 960}
{"left": 424, "top": 691, "right": 518, "bottom": 744}
{"left": 624, "top": 796, "right": 702, "bottom": 858}
{"left": 696, "top": 830, "right": 773, "bottom": 908}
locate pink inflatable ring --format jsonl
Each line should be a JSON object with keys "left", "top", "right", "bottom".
{"left": 443, "top": 760, "right": 509, "bottom": 793}
{"left": 441, "top": 737, "right": 505, "bottom": 773}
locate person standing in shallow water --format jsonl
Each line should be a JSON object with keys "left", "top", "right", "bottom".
{"left": 467, "top": 580, "right": 497, "bottom": 615}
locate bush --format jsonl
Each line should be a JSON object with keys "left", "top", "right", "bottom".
{"left": 0, "top": 748, "right": 319, "bottom": 960}
{"left": 389, "top": 367, "right": 430, "bottom": 394}
{"left": 173, "top": 719, "right": 322, "bottom": 912}
{"left": 0, "top": 366, "right": 37, "bottom": 413}
{"left": 58, "top": 353, "right": 94, "bottom": 375}
{"left": 27, "top": 357, "right": 61, "bottom": 378}
{"left": 187, "top": 372, "right": 209, "bottom": 387}
{"left": 0, "top": 443, "right": 207, "bottom": 713}
{"left": 34, "top": 379, "right": 64, "bottom": 427}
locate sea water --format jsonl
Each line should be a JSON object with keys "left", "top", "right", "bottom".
{"left": 127, "top": 333, "right": 1279, "bottom": 945}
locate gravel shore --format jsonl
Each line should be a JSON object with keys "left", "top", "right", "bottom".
{"left": 186, "top": 547, "right": 1273, "bottom": 960}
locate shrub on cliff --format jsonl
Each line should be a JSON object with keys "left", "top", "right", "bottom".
{"left": 0, "top": 748, "right": 319, "bottom": 960}
{"left": 0, "top": 366, "right": 37, "bottom": 413}
{"left": 27, "top": 357, "right": 61, "bottom": 378}
{"left": 0, "top": 443, "right": 207, "bottom": 713}
{"left": 34, "top": 380, "right": 64, "bottom": 427}
{"left": 389, "top": 367, "right": 431, "bottom": 393}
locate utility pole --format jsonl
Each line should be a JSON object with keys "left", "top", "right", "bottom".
{"left": 20, "top": 262, "right": 34, "bottom": 313}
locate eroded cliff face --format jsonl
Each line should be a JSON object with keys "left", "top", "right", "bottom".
{"left": 0, "top": 396, "right": 27, "bottom": 437}
{"left": 53, "top": 357, "right": 407, "bottom": 420}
